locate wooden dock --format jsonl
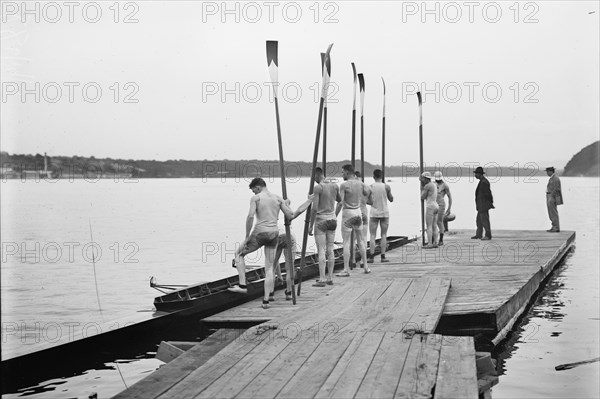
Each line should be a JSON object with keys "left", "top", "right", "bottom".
{"left": 115, "top": 229, "right": 574, "bottom": 399}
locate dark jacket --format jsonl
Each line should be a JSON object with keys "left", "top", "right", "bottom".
{"left": 546, "top": 174, "right": 563, "bottom": 205}
{"left": 475, "top": 176, "right": 494, "bottom": 211}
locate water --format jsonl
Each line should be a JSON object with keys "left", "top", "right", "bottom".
{"left": 1, "top": 176, "right": 598, "bottom": 397}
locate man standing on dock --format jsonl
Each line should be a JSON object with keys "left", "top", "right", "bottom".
{"left": 309, "top": 167, "right": 341, "bottom": 286}
{"left": 434, "top": 171, "right": 452, "bottom": 246}
{"left": 421, "top": 172, "right": 439, "bottom": 248}
{"left": 354, "top": 171, "right": 369, "bottom": 268}
{"left": 472, "top": 166, "right": 494, "bottom": 240}
{"left": 367, "top": 169, "right": 393, "bottom": 263}
{"left": 545, "top": 166, "right": 563, "bottom": 232}
{"left": 336, "top": 164, "right": 371, "bottom": 275}
{"left": 229, "top": 177, "right": 311, "bottom": 309}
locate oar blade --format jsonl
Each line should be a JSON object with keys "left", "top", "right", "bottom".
{"left": 266, "top": 40, "right": 279, "bottom": 96}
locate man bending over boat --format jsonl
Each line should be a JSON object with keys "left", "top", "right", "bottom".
{"left": 228, "top": 177, "right": 312, "bottom": 309}
{"left": 335, "top": 164, "right": 371, "bottom": 276}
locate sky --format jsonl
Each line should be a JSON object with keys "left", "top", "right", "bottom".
{"left": 1, "top": 1, "right": 599, "bottom": 169}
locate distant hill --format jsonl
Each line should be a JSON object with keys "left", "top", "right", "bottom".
{"left": 563, "top": 141, "right": 600, "bottom": 177}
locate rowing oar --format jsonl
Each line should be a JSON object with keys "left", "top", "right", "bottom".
{"left": 555, "top": 357, "right": 600, "bottom": 371}
{"left": 358, "top": 73, "right": 365, "bottom": 181}
{"left": 351, "top": 63, "right": 357, "bottom": 171}
{"left": 266, "top": 40, "right": 297, "bottom": 304}
{"left": 298, "top": 43, "right": 333, "bottom": 296}
{"left": 417, "top": 91, "right": 425, "bottom": 245}
{"left": 381, "top": 77, "right": 386, "bottom": 181}
{"left": 350, "top": 63, "right": 357, "bottom": 269}
{"left": 321, "top": 53, "right": 328, "bottom": 175}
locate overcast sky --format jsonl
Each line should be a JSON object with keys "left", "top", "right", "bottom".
{"left": 1, "top": 1, "right": 598, "bottom": 168}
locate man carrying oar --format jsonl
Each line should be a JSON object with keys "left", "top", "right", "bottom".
{"left": 335, "top": 164, "right": 371, "bottom": 275}
{"left": 309, "top": 167, "right": 341, "bottom": 286}
{"left": 229, "top": 177, "right": 312, "bottom": 309}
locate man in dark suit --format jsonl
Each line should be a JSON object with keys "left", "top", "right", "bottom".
{"left": 545, "top": 166, "right": 563, "bottom": 232}
{"left": 472, "top": 166, "right": 494, "bottom": 240}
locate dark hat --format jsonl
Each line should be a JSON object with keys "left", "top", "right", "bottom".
{"left": 545, "top": 166, "right": 555, "bottom": 172}
{"left": 473, "top": 166, "right": 485, "bottom": 174}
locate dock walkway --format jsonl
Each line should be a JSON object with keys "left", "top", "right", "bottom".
{"left": 115, "top": 229, "right": 574, "bottom": 399}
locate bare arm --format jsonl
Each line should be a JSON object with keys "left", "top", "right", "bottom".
{"left": 292, "top": 196, "right": 314, "bottom": 220}
{"left": 386, "top": 184, "right": 394, "bottom": 202}
{"left": 246, "top": 196, "right": 258, "bottom": 238}
{"left": 280, "top": 199, "right": 295, "bottom": 220}
{"left": 367, "top": 184, "right": 373, "bottom": 205}
{"left": 420, "top": 186, "right": 428, "bottom": 201}
{"left": 445, "top": 184, "right": 452, "bottom": 212}
{"left": 335, "top": 184, "right": 345, "bottom": 217}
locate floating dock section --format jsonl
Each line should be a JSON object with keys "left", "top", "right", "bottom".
{"left": 115, "top": 229, "right": 574, "bottom": 398}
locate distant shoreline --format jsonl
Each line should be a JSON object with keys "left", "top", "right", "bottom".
{"left": 2, "top": 152, "right": 570, "bottom": 180}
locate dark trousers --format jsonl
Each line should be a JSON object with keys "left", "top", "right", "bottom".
{"left": 476, "top": 210, "right": 491, "bottom": 238}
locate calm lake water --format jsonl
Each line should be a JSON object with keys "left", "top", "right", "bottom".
{"left": 1, "top": 176, "right": 598, "bottom": 398}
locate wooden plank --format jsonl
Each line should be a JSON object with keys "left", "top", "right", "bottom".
{"left": 194, "top": 329, "right": 300, "bottom": 398}
{"left": 354, "top": 332, "right": 412, "bottom": 399}
{"left": 237, "top": 327, "right": 325, "bottom": 399}
{"left": 155, "top": 326, "right": 272, "bottom": 399}
{"left": 370, "top": 278, "right": 433, "bottom": 333}
{"left": 314, "top": 331, "right": 385, "bottom": 398}
{"left": 395, "top": 333, "right": 442, "bottom": 398}
{"left": 114, "top": 329, "right": 242, "bottom": 399}
{"left": 155, "top": 341, "right": 185, "bottom": 364}
{"left": 342, "top": 279, "right": 414, "bottom": 333}
{"left": 434, "top": 336, "right": 478, "bottom": 399}
{"left": 277, "top": 331, "right": 360, "bottom": 399}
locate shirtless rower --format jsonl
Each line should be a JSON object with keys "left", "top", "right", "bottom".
{"left": 335, "top": 164, "right": 371, "bottom": 276}
{"left": 229, "top": 177, "right": 312, "bottom": 309}
{"left": 309, "top": 167, "right": 341, "bottom": 286}
{"left": 367, "top": 169, "right": 394, "bottom": 263}
{"left": 420, "top": 172, "right": 439, "bottom": 249}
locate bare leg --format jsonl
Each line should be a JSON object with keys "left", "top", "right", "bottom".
{"left": 315, "top": 233, "right": 327, "bottom": 282}
{"left": 235, "top": 247, "right": 247, "bottom": 286}
{"left": 432, "top": 209, "right": 439, "bottom": 245}
{"left": 342, "top": 229, "right": 352, "bottom": 273}
{"left": 263, "top": 245, "right": 276, "bottom": 302}
{"left": 355, "top": 227, "right": 370, "bottom": 273}
{"left": 326, "top": 230, "right": 335, "bottom": 281}
{"left": 425, "top": 207, "right": 434, "bottom": 247}
{"left": 380, "top": 218, "right": 389, "bottom": 256}
{"left": 362, "top": 222, "right": 368, "bottom": 261}
{"left": 273, "top": 245, "right": 284, "bottom": 282}
{"left": 369, "top": 218, "right": 378, "bottom": 256}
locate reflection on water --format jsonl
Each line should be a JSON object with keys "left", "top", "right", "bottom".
{"left": 494, "top": 254, "right": 571, "bottom": 375}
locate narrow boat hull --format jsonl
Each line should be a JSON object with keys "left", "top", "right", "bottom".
{"left": 153, "top": 236, "right": 414, "bottom": 313}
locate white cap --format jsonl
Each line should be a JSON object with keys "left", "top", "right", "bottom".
{"left": 434, "top": 171, "right": 443, "bottom": 181}
{"left": 421, "top": 171, "right": 432, "bottom": 179}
